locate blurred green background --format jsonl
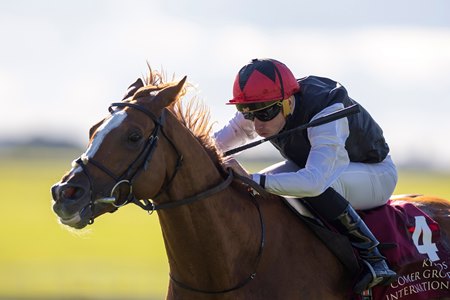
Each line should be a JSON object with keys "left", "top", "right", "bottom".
{"left": 1, "top": 147, "right": 449, "bottom": 300}
{"left": 0, "top": 149, "right": 168, "bottom": 300}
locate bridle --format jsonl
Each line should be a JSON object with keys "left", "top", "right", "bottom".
{"left": 73, "top": 100, "right": 266, "bottom": 294}
{"left": 75, "top": 102, "right": 183, "bottom": 214}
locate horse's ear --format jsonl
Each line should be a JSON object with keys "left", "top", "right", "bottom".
{"left": 154, "top": 76, "right": 187, "bottom": 108}
{"left": 122, "top": 78, "right": 144, "bottom": 100}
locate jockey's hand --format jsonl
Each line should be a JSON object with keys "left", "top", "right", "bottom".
{"left": 223, "top": 157, "right": 251, "bottom": 179}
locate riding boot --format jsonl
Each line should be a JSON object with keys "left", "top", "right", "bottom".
{"left": 331, "top": 204, "right": 397, "bottom": 293}
{"left": 302, "top": 188, "right": 397, "bottom": 294}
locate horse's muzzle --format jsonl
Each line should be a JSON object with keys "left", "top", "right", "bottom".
{"left": 51, "top": 182, "right": 91, "bottom": 228}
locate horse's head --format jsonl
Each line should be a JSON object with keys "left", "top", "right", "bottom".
{"left": 51, "top": 75, "right": 187, "bottom": 229}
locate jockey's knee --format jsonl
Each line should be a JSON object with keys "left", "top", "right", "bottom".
{"left": 302, "top": 187, "right": 349, "bottom": 221}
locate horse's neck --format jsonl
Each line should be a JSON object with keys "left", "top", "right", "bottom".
{"left": 156, "top": 126, "right": 351, "bottom": 298}
{"left": 157, "top": 126, "right": 260, "bottom": 290}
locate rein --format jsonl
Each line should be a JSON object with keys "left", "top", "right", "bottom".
{"left": 131, "top": 167, "right": 234, "bottom": 213}
{"left": 170, "top": 175, "right": 266, "bottom": 294}
{"left": 134, "top": 167, "right": 265, "bottom": 295}
{"left": 76, "top": 101, "right": 266, "bottom": 294}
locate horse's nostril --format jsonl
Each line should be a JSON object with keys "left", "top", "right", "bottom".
{"left": 60, "top": 185, "right": 85, "bottom": 201}
{"left": 63, "top": 186, "right": 76, "bottom": 199}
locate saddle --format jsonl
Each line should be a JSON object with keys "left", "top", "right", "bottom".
{"left": 284, "top": 196, "right": 450, "bottom": 300}
{"left": 234, "top": 174, "right": 449, "bottom": 299}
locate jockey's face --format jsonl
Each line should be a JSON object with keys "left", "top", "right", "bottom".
{"left": 254, "top": 110, "right": 286, "bottom": 138}
{"left": 253, "top": 96, "right": 294, "bottom": 138}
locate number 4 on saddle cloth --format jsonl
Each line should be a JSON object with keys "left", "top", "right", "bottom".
{"left": 284, "top": 196, "right": 450, "bottom": 300}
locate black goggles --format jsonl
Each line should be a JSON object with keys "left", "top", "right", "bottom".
{"left": 238, "top": 101, "right": 282, "bottom": 122}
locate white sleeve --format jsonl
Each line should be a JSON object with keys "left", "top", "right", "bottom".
{"left": 213, "top": 111, "right": 259, "bottom": 153}
{"left": 253, "top": 103, "right": 350, "bottom": 198}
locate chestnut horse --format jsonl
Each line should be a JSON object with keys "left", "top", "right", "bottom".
{"left": 51, "top": 72, "right": 450, "bottom": 299}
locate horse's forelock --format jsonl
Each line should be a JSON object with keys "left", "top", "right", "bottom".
{"left": 132, "top": 85, "right": 163, "bottom": 100}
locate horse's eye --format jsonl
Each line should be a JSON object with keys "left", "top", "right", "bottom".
{"left": 128, "top": 132, "right": 142, "bottom": 143}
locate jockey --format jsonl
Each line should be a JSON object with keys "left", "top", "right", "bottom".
{"left": 214, "top": 58, "right": 398, "bottom": 293}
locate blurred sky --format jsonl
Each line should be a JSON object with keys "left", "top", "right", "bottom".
{"left": 1, "top": 0, "right": 450, "bottom": 169}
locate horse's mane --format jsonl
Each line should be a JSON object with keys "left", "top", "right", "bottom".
{"left": 142, "top": 68, "right": 224, "bottom": 166}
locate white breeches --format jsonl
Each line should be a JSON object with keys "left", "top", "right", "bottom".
{"left": 259, "top": 156, "right": 398, "bottom": 210}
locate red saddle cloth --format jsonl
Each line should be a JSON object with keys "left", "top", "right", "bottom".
{"left": 359, "top": 200, "right": 449, "bottom": 300}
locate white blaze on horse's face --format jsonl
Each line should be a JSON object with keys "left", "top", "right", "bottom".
{"left": 80, "top": 110, "right": 128, "bottom": 164}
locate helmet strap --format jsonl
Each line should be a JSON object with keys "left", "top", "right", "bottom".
{"left": 282, "top": 97, "right": 293, "bottom": 117}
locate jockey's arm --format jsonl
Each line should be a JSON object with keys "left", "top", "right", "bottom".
{"left": 252, "top": 103, "right": 350, "bottom": 198}
{"left": 213, "top": 111, "right": 259, "bottom": 153}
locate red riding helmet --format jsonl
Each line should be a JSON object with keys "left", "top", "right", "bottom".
{"left": 227, "top": 58, "right": 300, "bottom": 111}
